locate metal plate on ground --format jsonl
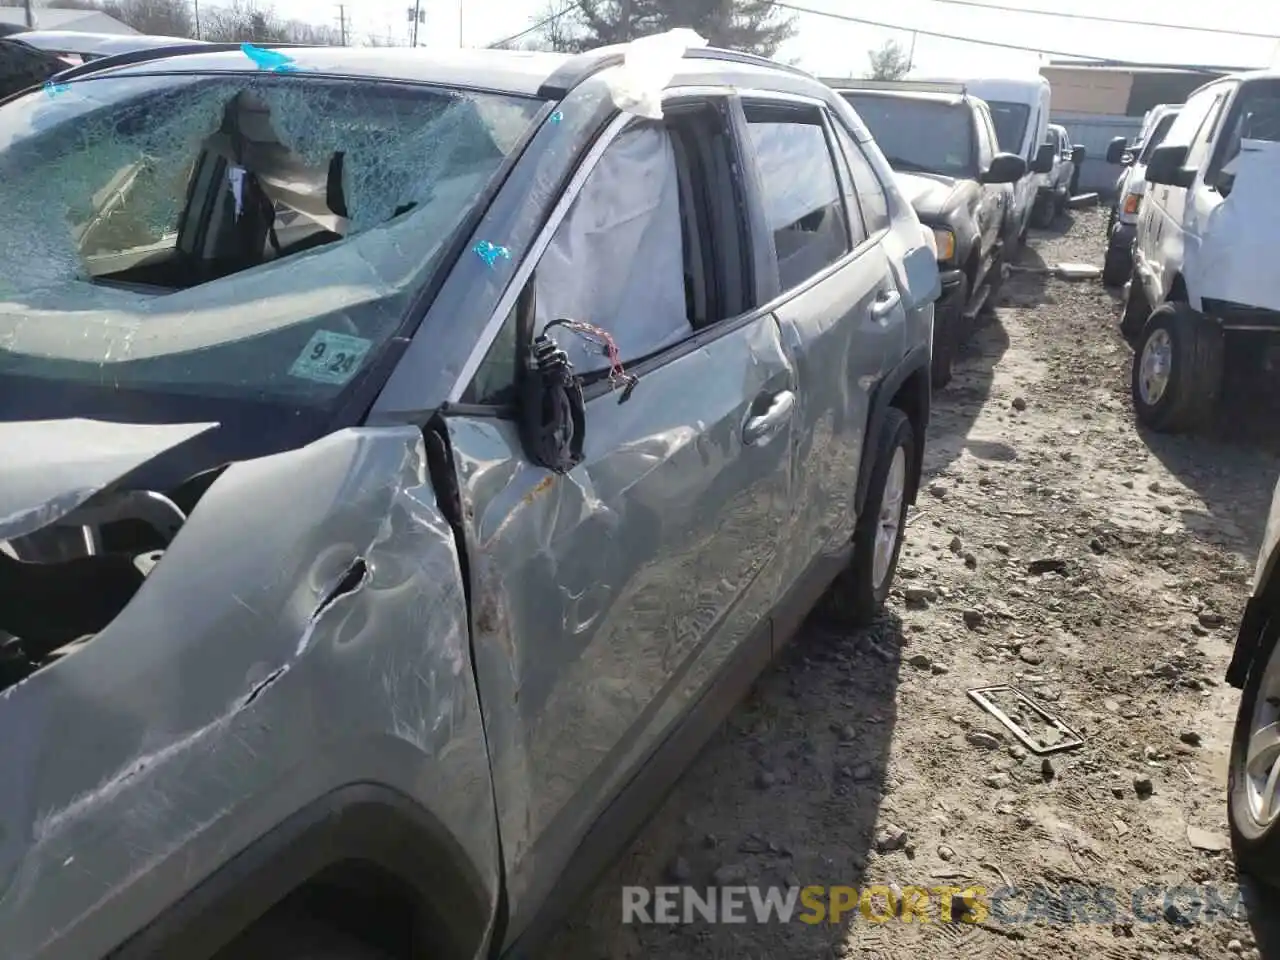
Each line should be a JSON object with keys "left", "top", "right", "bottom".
{"left": 967, "top": 684, "right": 1085, "bottom": 755}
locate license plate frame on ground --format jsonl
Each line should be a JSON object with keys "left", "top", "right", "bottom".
{"left": 967, "top": 684, "right": 1085, "bottom": 755}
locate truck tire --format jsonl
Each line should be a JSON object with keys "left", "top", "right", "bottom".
{"left": 1130, "top": 302, "right": 1223, "bottom": 433}
{"left": 1031, "top": 193, "right": 1055, "bottom": 229}
{"left": 821, "top": 407, "right": 914, "bottom": 628}
{"left": 979, "top": 253, "right": 1005, "bottom": 324}
{"left": 1228, "top": 612, "right": 1280, "bottom": 891}
{"left": 1102, "top": 246, "right": 1130, "bottom": 288}
{"left": 1119, "top": 265, "right": 1150, "bottom": 338}
{"left": 930, "top": 319, "right": 954, "bottom": 389}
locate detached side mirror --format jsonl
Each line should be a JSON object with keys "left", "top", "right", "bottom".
{"left": 1031, "top": 142, "right": 1056, "bottom": 174}
{"left": 1071, "top": 145, "right": 1086, "bottom": 165}
{"left": 1105, "top": 136, "right": 1129, "bottom": 165}
{"left": 981, "top": 152, "right": 1027, "bottom": 184}
{"left": 518, "top": 331, "right": 586, "bottom": 474}
{"left": 1145, "top": 143, "right": 1195, "bottom": 188}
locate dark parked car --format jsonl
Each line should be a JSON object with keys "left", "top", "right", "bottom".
{"left": 0, "top": 39, "right": 941, "bottom": 960}
{"left": 0, "top": 35, "right": 66, "bottom": 98}
{"left": 829, "top": 80, "right": 1025, "bottom": 387}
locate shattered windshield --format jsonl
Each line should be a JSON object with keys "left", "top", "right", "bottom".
{"left": 845, "top": 94, "right": 975, "bottom": 177}
{"left": 985, "top": 100, "right": 1030, "bottom": 155}
{"left": 0, "top": 73, "right": 541, "bottom": 402}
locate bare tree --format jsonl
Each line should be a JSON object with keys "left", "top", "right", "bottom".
{"left": 866, "top": 38, "right": 911, "bottom": 80}
{"left": 492, "top": 0, "right": 579, "bottom": 53}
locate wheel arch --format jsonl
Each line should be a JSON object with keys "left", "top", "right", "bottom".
{"left": 857, "top": 344, "right": 930, "bottom": 517}
{"left": 106, "top": 785, "right": 495, "bottom": 960}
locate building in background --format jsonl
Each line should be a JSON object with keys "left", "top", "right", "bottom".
{"left": 0, "top": 7, "right": 137, "bottom": 36}
{"left": 1038, "top": 62, "right": 1228, "bottom": 194}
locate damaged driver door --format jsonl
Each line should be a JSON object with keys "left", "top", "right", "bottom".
{"left": 442, "top": 97, "right": 796, "bottom": 941}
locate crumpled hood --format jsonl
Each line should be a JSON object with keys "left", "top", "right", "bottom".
{"left": 893, "top": 171, "right": 962, "bottom": 223}
{"left": 0, "top": 419, "right": 218, "bottom": 541}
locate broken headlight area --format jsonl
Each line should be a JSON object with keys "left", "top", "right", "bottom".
{"left": 0, "top": 468, "right": 222, "bottom": 691}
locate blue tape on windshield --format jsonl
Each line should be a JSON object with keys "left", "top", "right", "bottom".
{"left": 474, "top": 241, "right": 511, "bottom": 268}
{"left": 43, "top": 81, "right": 70, "bottom": 97}
{"left": 240, "top": 43, "right": 299, "bottom": 72}
{"left": 549, "top": 110, "right": 564, "bottom": 124}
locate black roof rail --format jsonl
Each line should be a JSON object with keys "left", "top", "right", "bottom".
{"left": 52, "top": 41, "right": 317, "bottom": 83}
{"left": 536, "top": 43, "right": 812, "bottom": 100}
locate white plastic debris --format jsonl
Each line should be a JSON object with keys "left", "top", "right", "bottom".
{"left": 604, "top": 28, "right": 708, "bottom": 120}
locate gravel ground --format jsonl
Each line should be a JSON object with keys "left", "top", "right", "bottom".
{"left": 543, "top": 205, "right": 1280, "bottom": 960}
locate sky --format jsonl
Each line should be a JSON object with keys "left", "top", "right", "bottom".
{"left": 251, "top": 0, "right": 1280, "bottom": 76}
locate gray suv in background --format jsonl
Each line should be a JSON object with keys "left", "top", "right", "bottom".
{"left": 0, "top": 39, "right": 938, "bottom": 960}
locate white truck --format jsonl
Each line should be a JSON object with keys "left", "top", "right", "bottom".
{"left": 1124, "top": 69, "right": 1280, "bottom": 432}
{"left": 1102, "top": 103, "right": 1181, "bottom": 287}
{"left": 919, "top": 75, "right": 1054, "bottom": 249}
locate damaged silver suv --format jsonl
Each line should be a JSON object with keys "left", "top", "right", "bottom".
{"left": 0, "top": 39, "right": 938, "bottom": 960}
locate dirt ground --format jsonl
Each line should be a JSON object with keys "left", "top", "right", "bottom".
{"left": 544, "top": 205, "right": 1280, "bottom": 960}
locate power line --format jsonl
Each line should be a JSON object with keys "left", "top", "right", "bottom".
{"left": 924, "top": 0, "right": 1279, "bottom": 41}
{"left": 486, "top": 7, "right": 573, "bottom": 49}
{"left": 769, "top": 2, "right": 1258, "bottom": 71}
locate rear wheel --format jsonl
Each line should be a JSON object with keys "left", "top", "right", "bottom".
{"left": 1229, "top": 612, "right": 1280, "bottom": 889}
{"left": 1130, "top": 302, "right": 1223, "bottom": 433}
{"left": 821, "top": 408, "right": 914, "bottom": 627}
{"left": 930, "top": 319, "right": 954, "bottom": 389}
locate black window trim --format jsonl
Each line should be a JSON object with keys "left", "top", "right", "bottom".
{"left": 829, "top": 114, "right": 893, "bottom": 243}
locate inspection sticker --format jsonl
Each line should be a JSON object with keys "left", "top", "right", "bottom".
{"left": 289, "top": 330, "right": 374, "bottom": 385}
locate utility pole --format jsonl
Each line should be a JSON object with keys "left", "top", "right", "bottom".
{"left": 192, "top": 0, "right": 201, "bottom": 39}
{"left": 411, "top": 0, "right": 422, "bottom": 46}
{"left": 337, "top": 4, "right": 348, "bottom": 45}
{"left": 621, "top": 0, "right": 632, "bottom": 41}
{"left": 22, "top": 0, "right": 34, "bottom": 30}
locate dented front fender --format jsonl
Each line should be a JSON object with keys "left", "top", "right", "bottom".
{"left": 0, "top": 426, "right": 498, "bottom": 960}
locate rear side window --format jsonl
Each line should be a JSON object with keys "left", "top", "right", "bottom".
{"left": 832, "top": 122, "right": 891, "bottom": 235}
{"left": 744, "top": 104, "right": 850, "bottom": 292}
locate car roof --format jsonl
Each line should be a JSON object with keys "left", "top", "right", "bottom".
{"left": 51, "top": 42, "right": 820, "bottom": 101}
{"left": 71, "top": 45, "right": 574, "bottom": 96}
{"left": 10, "top": 30, "right": 206, "bottom": 57}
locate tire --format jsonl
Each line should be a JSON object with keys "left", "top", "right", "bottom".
{"left": 821, "top": 407, "right": 914, "bottom": 627}
{"left": 1229, "top": 613, "right": 1280, "bottom": 889}
{"left": 1119, "top": 264, "right": 1150, "bottom": 338}
{"left": 1102, "top": 247, "right": 1130, "bottom": 288}
{"left": 930, "top": 316, "right": 954, "bottom": 389}
{"left": 1130, "top": 302, "right": 1223, "bottom": 433}
{"left": 980, "top": 253, "right": 1005, "bottom": 323}
{"left": 1031, "top": 194, "right": 1055, "bottom": 229}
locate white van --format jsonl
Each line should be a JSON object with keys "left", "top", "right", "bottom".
{"left": 918, "top": 75, "right": 1054, "bottom": 247}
